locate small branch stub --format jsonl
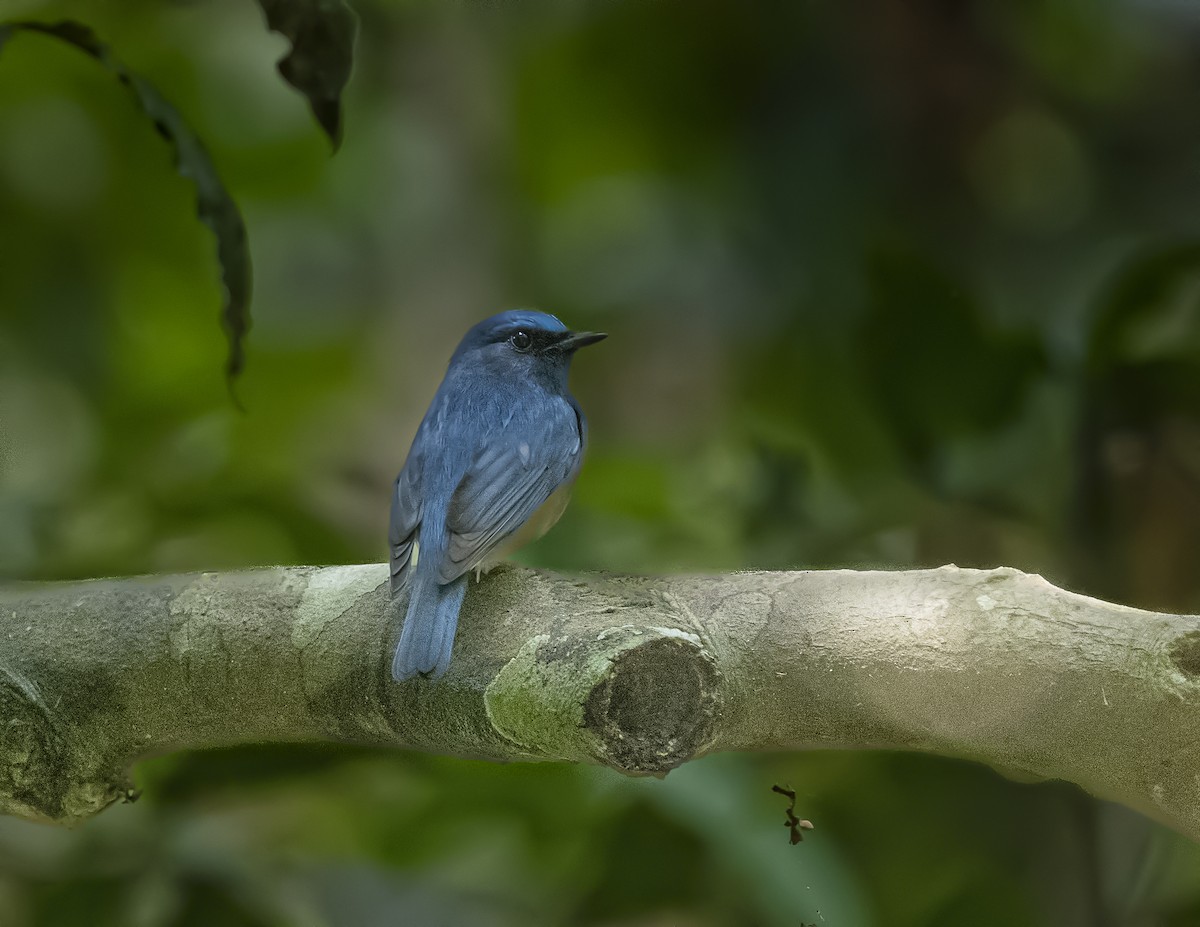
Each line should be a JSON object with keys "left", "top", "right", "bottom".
{"left": 583, "top": 634, "right": 721, "bottom": 773}
{"left": 484, "top": 626, "right": 722, "bottom": 773}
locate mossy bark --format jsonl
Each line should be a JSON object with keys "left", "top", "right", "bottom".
{"left": 1, "top": 564, "right": 1197, "bottom": 842}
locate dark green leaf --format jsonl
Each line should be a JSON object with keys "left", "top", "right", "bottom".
{"left": 0, "top": 19, "right": 252, "bottom": 392}
{"left": 256, "top": 0, "right": 357, "bottom": 148}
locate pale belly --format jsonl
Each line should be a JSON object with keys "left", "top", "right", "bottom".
{"left": 476, "top": 482, "right": 573, "bottom": 576}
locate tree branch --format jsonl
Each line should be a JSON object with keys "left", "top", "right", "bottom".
{"left": 1, "top": 564, "right": 1198, "bottom": 841}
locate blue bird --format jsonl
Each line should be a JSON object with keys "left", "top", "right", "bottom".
{"left": 388, "top": 310, "right": 606, "bottom": 681}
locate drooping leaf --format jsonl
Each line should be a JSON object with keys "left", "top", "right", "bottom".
{"left": 0, "top": 19, "right": 252, "bottom": 393}
{"left": 256, "top": 0, "right": 357, "bottom": 149}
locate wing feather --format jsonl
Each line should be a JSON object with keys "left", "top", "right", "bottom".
{"left": 438, "top": 403, "right": 580, "bottom": 583}
{"left": 389, "top": 460, "right": 422, "bottom": 595}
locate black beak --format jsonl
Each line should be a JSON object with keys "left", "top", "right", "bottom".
{"left": 556, "top": 330, "right": 608, "bottom": 352}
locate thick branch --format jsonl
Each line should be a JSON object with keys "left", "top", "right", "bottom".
{"left": 0, "top": 565, "right": 1197, "bottom": 840}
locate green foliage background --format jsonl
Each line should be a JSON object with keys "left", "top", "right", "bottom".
{"left": 3, "top": 0, "right": 1200, "bottom": 923}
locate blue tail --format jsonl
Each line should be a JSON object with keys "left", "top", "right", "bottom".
{"left": 392, "top": 573, "right": 467, "bottom": 681}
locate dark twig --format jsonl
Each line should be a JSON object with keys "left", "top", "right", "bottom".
{"left": 772, "top": 784, "right": 814, "bottom": 845}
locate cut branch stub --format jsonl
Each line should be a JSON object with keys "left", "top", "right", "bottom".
{"left": 485, "top": 626, "right": 722, "bottom": 773}
{"left": 584, "top": 635, "right": 722, "bottom": 772}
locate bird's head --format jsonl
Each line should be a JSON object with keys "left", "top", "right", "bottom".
{"left": 449, "top": 310, "right": 606, "bottom": 385}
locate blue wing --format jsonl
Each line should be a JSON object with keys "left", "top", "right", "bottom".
{"left": 438, "top": 399, "right": 583, "bottom": 583}
{"left": 388, "top": 456, "right": 422, "bottom": 596}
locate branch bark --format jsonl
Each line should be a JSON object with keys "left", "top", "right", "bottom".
{"left": 1, "top": 564, "right": 1198, "bottom": 840}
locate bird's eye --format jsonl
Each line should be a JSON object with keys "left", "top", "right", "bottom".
{"left": 509, "top": 330, "right": 532, "bottom": 352}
